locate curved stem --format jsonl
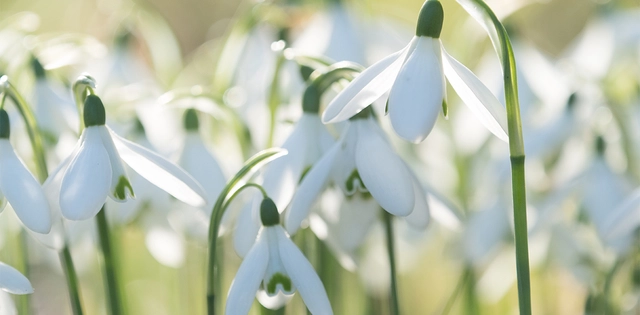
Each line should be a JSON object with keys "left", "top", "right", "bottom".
{"left": 207, "top": 148, "right": 287, "bottom": 315}
{"left": 459, "top": 1, "right": 530, "bottom": 313}
{"left": 96, "top": 206, "right": 124, "bottom": 315}
{"left": 266, "top": 53, "right": 285, "bottom": 148}
{"left": 382, "top": 210, "right": 400, "bottom": 315}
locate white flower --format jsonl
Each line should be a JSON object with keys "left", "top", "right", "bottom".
{"left": 226, "top": 198, "right": 332, "bottom": 315}
{"left": 233, "top": 111, "right": 335, "bottom": 257}
{"left": 285, "top": 112, "right": 428, "bottom": 235}
{"left": 48, "top": 94, "right": 207, "bottom": 221}
{"left": 0, "top": 109, "right": 51, "bottom": 234}
{"left": 0, "top": 261, "right": 33, "bottom": 295}
{"left": 321, "top": 0, "right": 507, "bottom": 143}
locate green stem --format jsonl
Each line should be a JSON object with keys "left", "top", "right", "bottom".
{"left": 60, "top": 245, "right": 84, "bottom": 315}
{"left": 1, "top": 75, "right": 84, "bottom": 315}
{"left": 17, "top": 231, "right": 31, "bottom": 315}
{"left": 461, "top": 1, "right": 530, "bottom": 313}
{"left": 463, "top": 268, "right": 479, "bottom": 315}
{"left": 441, "top": 267, "right": 470, "bottom": 315}
{"left": 207, "top": 149, "right": 286, "bottom": 315}
{"left": 382, "top": 211, "right": 400, "bottom": 315}
{"left": 96, "top": 207, "right": 124, "bottom": 315}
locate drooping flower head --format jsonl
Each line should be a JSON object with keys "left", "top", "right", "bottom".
{"left": 0, "top": 108, "right": 51, "bottom": 234}
{"left": 322, "top": 0, "right": 508, "bottom": 144}
{"left": 226, "top": 197, "right": 332, "bottom": 315}
{"left": 48, "top": 93, "right": 207, "bottom": 221}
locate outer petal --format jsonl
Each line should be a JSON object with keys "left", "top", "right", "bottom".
{"left": 442, "top": 46, "right": 508, "bottom": 142}
{"left": 276, "top": 226, "right": 332, "bottom": 315}
{"left": 0, "top": 290, "right": 17, "bottom": 315}
{"left": 97, "top": 126, "right": 134, "bottom": 202}
{"left": 0, "top": 262, "right": 33, "bottom": 294}
{"left": 109, "top": 127, "right": 207, "bottom": 207}
{"left": 225, "top": 229, "right": 270, "bottom": 315}
{"left": 404, "top": 169, "right": 430, "bottom": 229}
{"left": 388, "top": 37, "right": 444, "bottom": 143}
{"left": 285, "top": 144, "right": 340, "bottom": 235}
{"left": 60, "top": 127, "right": 112, "bottom": 221}
{"left": 179, "top": 133, "right": 226, "bottom": 214}
{"left": 354, "top": 120, "right": 414, "bottom": 216}
{"left": 261, "top": 116, "right": 309, "bottom": 211}
{"left": 322, "top": 38, "right": 415, "bottom": 124}
{"left": 0, "top": 140, "right": 51, "bottom": 233}
{"left": 233, "top": 196, "right": 262, "bottom": 258}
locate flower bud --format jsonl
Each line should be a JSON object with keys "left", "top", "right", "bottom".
{"left": 83, "top": 94, "right": 106, "bottom": 127}
{"left": 416, "top": 0, "right": 444, "bottom": 38}
{"left": 260, "top": 197, "right": 280, "bottom": 226}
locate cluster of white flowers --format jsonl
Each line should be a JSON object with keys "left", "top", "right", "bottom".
{"left": 1, "top": 0, "right": 640, "bottom": 314}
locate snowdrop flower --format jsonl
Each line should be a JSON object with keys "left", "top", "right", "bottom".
{"left": 49, "top": 94, "right": 207, "bottom": 221}
{"left": 322, "top": 0, "right": 507, "bottom": 143}
{"left": 30, "top": 57, "right": 79, "bottom": 140}
{"left": 226, "top": 197, "right": 332, "bottom": 315}
{"left": 0, "top": 261, "right": 33, "bottom": 294}
{"left": 177, "top": 108, "right": 226, "bottom": 216}
{"left": 0, "top": 109, "right": 51, "bottom": 233}
{"left": 286, "top": 108, "right": 428, "bottom": 235}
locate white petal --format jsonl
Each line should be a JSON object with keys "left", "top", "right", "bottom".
{"left": 0, "top": 140, "right": 51, "bottom": 233}
{"left": 225, "top": 229, "right": 269, "bottom": 315}
{"left": 0, "top": 262, "right": 33, "bottom": 294}
{"left": 145, "top": 227, "right": 185, "bottom": 268}
{"left": 0, "top": 290, "right": 17, "bottom": 315}
{"left": 285, "top": 144, "right": 340, "bottom": 235}
{"left": 179, "top": 133, "right": 226, "bottom": 214}
{"left": 109, "top": 127, "right": 207, "bottom": 207}
{"left": 331, "top": 194, "right": 378, "bottom": 252}
{"left": 404, "top": 170, "right": 430, "bottom": 229}
{"left": 262, "top": 116, "right": 309, "bottom": 211}
{"left": 322, "top": 38, "right": 415, "bottom": 124}
{"left": 233, "top": 196, "right": 262, "bottom": 258}
{"left": 276, "top": 227, "right": 332, "bottom": 315}
{"left": 97, "top": 126, "right": 134, "bottom": 202}
{"left": 442, "top": 46, "right": 508, "bottom": 142}
{"left": 60, "top": 127, "right": 112, "bottom": 221}
{"left": 388, "top": 37, "right": 444, "bottom": 143}
{"left": 354, "top": 120, "right": 414, "bottom": 216}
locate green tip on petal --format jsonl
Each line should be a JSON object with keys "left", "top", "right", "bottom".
{"left": 442, "top": 99, "right": 449, "bottom": 119}
{"left": 260, "top": 197, "right": 280, "bottom": 226}
{"left": 183, "top": 108, "right": 199, "bottom": 131}
{"left": 114, "top": 176, "right": 134, "bottom": 200}
{"left": 345, "top": 169, "right": 365, "bottom": 192}
{"left": 31, "top": 57, "right": 46, "bottom": 79}
{"left": 566, "top": 92, "right": 577, "bottom": 111}
{"left": 302, "top": 85, "right": 320, "bottom": 114}
{"left": 266, "top": 272, "right": 292, "bottom": 295}
{"left": 83, "top": 94, "right": 106, "bottom": 127}
{"left": 416, "top": 0, "right": 444, "bottom": 38}
{"left": 299, "top": 64, "right": 315, "bottom": 82}
{"left": 0, "top": 109, "right": 10, "bottom": 139}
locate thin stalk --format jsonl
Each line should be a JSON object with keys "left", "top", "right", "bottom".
{"left": 441, "top": 268, "right": 470, "bottom": 315}
{"left": 463, "top": 268, "right": 479, "bottom": 315}
{"left": 382, "top": 211, "right": 400, "bottom": 315}
{"left": 1, "top": 76, "right": 84, "bottom": 315}
{"left": 96, "top": 207, "right": 124, "bottom": 315}
{"left": 460, "top": 1, "right": 530, "bottom": 313}
{"left": 207, "top": 149, "right": 286, "bottom": 315}
{"left": 17, "top": 231, "right": 31, "bottom": 315}
{"left": 60, "top": 245, "right": 84, "bottom": 315}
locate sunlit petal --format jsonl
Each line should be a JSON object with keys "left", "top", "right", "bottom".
{"left": 0, "top": 262, "right": 33, "bottom": 295}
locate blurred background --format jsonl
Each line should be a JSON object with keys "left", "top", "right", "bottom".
{"left": 1, "top": 0, "right": 640, "bottom": 314}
